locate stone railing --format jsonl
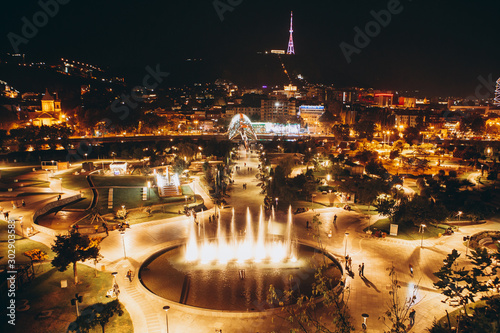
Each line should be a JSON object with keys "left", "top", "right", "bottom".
{"left": 32, "top": 194, "right": 81, "bottom": 236}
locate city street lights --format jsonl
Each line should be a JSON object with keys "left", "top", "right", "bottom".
{"left": 458, "top": 211, "right": 463, "bottom": 221}
{"left": 147, "top": 181, "right": 151, "bottom": 200}
{"left": 71, "top": 293, "right": 83, "bottom": 317}
{"left": 120, "top": 230, "right": 127, "bottom": 259}
{"left": 111, "top": 272, "right": 120, "bottom": 299}
{"left": 344, "top": 232, "right": 349, "bottom": 259}
{"left": 420, "top": 224, "right": 426, "bottom": 248}
{"left": 463, "top": 236, "right": 471, "bottom": 257}
{"left": 275, "top": 197, "right": 279, "bottom": 208}
{"left": 84, "top": 153, "right": 88, "bottom": 161}
{"left": 163, "top": 305, "right": 170, "bottom": 333}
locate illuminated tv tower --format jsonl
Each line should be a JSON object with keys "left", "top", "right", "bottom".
{"left": 287, "top": 11, "right": 295, "bottom": 55}
{"left": 495, "top": 77, "right": 500, "bottom": 107}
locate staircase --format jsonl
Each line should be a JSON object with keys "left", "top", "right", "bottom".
{"left": 159, "top": 184, "right": 180, "bottom": 197}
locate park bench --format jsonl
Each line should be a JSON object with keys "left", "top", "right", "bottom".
{"left": 478, "top": 237, "right": 493, "bottom": 246}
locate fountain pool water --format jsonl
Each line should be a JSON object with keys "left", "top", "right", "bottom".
{"left": 139, "top": 207, "right": 342, "bottom": 311}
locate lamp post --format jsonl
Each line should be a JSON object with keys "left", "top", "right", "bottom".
{"left": 463, "top": 236, "right": 471, "bottom": 257}
{"left": 344, "top": 232, "right": 349, "bottom": 259}
{"left": 184, "top": 195, "right": 188, "bottom": 207}
{"left": 275, "top": 197, "right": 278, "bottom": 209}
{"left": 84, "top": 153, "right": 88, "bottom": 161}
{"left": 163, "top": 305, "right": 170, "bottom": 333}
{"left": 120, "top": 231, "right": 127, "bottom": 259}
{"left": 458, "top": 211, "right": 463, "bottom": 221}
{"left": 147, "top": 181, "right": 151, "bottom": 200}
{"left": 71, "top": 293, "right": 83, "bottom": 317}
{"left": 420, "top": 224, "right": 426, "bottom": 248}
{"left": 111, "top": 272, "right": 120, "bottom": 299}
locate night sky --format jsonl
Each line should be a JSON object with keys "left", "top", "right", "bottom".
{"left": 1, "top": 0, "right": 499, "bottom": 96}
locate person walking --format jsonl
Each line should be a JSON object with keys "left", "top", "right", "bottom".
{"left": 306, "top": 220, "right": 310, "bottom": 229}
{"left": 348, "top": 257, "right": 352, "bottom": 272}
{"left": 333, "top": 214, "right": 337, "bottom": 224}
{"left": 358, "top": 264, "right": 362, "bottom": 276}
{"left": 409, "top": 309, "right": 416, "bottom": 326}
{"left": 409, "top": 264, "right": 414, "bottom": 277}
{"left": 22, "top": 200, "right": 25, "bottom": 207}
{"left": 361, "top": 263, "right": 365, "bottom": 277}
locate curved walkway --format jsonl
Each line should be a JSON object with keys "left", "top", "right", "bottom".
{"left": 12, "top": 154, "right": 500, "bottom": 333}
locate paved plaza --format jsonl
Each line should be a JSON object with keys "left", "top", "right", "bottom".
{"left": 4, "top": 150, "right": 500, "bottom": 333}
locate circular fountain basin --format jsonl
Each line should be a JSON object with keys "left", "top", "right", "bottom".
{"left": 139, "top": 243, "right": 341, "bottom": 312}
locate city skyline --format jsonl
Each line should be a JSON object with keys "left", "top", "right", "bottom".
{"left": 1, "top": 0, "right": 499, "bottom": 96}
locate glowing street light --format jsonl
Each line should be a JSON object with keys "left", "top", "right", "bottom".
{"left": 420, "top": 224, "right": 426, "bottom": 248}
{"left": 458, "top": 211, "right": 463, "bottom": 221}
{"left": 120, "top": 231, "right": 127, "bottom": 259}
{"left": 163, "top": 305, "right": 171, "bottom": 333}
{"left": 344, "top": 232, "right": 349, "bottom": 258}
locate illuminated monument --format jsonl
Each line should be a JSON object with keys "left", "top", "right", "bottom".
{"left": 286, "top": 11, "right": 295, "bottom": 55}
{"left": 228, "top": 114, "right": 257, "bottom": 146}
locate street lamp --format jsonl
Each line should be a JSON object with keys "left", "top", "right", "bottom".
{"left": 120, "top": 231, "right": 127, "bottom": 259}
{"left": 71, "top": 293, "right": 83, "bottom": 317}
{"left": 111, "top": 272, "right": 120, "bottom": 299}
{"left": 184, "top": 195, "right": 188, "bottom": 207}
{"left": 458, "top": 211, "right": 463, "bottom": 221}
{"left": 84, "top": 153, "right": 88, "bottom": 161}
{"left": 147, "top": 181, "right": 151, "bottom": 200}
{"left": 463, "top": 236, "right": 471, "bottom": 257}
{"left": 344, "top": 232, "right": 349, "bottom": 259}
{"left": 163, "top": 305, "right": 170, "bottom": 333}
{"left": 275, "top": 197, "right": 278, "bottom": 208}
{"left": 420, "top": 224, "right": 426, "bottom": 248}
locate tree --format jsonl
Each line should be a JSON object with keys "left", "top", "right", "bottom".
{"left": 365, "top": 159, "right": 387, "bottom": 177}
{"left": 332, "top": 124, "right": 350, "bottom": 141}
{"left": 379, "top": 265, "right": 418, "bottom": 332}
{"left": 374, "top": 195, "right": 397, "bottom": 221}
{"left": 267, "top": 214, "right": 354, "bottom": 332}
{"left": 433, "top": 249, "right": 490, "bottom": 317}
{"left": 51, "top": 233, "right": 100, "bottom": 284}
{"left": 353, "top": 121, "right": 375, "bottom": 140}
{"left": 69, "top": 300, "right": 124, "bottom": 333}
{"left": 24, "top": 249, "right": 49, "bottom": 276}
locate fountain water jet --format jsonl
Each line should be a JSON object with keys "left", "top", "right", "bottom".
{"left": 185, "top": 206, "right": 296, "bottom": 264}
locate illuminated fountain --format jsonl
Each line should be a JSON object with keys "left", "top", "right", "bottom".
{"left": 185, "top": 206, "right": 297, "bottom": 264}
{"left": 140, "top": 206, "right": 341, "bottom": 312}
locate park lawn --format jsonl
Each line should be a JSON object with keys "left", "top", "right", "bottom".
{"left": 0, "top": 167, "right": 35, "bottom": 184}
{"left": 290, "top": 200, "right": 325, "bottom": 211}
{"left": 59, "top": 174, "right": 89, "bottom": 191}
{"left": 91, "top": 175, "right": 153, "bottom": 187}
{"left": 353, "top": 204, "right": 379, "bottom": 215}
{"left": 367, "top": 218, "right": 446, "bottom": 240}
{"left": 14, "top": 264, "right": 133, "bottom": 333}
{"left": 0, "top": 220, "right": 54, "bottom": 267}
